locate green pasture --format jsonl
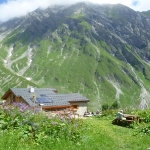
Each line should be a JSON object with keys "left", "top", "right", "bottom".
{"left": 0, "top": 107, "right": 150, "bottom": 150}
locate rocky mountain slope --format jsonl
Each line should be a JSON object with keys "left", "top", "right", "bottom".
{"left": 0, "top": 2, "right": 150, "bottom": 110}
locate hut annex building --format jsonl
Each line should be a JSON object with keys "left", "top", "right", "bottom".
{"left": 1, "top": 87, "right": 90, "bottom": 117}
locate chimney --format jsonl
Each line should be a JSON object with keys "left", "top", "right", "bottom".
{"left": 30, "top": 86, "right": 34, "bottom": 93}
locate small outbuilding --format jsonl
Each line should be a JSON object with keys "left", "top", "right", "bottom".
{"left": 1, "top": 87, "right": 90, "bottom": 117}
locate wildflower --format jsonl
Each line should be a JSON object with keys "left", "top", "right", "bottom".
{"left": 3, "top": 106, "right": 9, "bottom": 110}
{"left": 23, "top": 120, "right": 28, "bottom": 125}
{"left": 3, "top": 106, "right": 10, "bottom": 113}
{"left": 12, "top": 102, "right": 29, "bottom": 111}
{"left": 60, "top": 116, "right": 66, "bottom": 122}
{"left": 52, "top": 122, "right": 57, "bottom": 125}
{"left": 68, "top": 117, "right": 71, "bottom": 124}
{"left": 48, "top": 115, "right": 53, "bottom": 119}
{"left": 68, "top": 115, "right": 73, "bottom": 119}
{"left": 20, "top": 109, "right": 24, "bottom": 112}
{"left": 34, "top": 107, "right": 41, "bottom": 114}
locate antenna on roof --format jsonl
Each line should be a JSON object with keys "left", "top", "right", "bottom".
{"left": 33, "top": 93, "right": 36, "bottom": 105}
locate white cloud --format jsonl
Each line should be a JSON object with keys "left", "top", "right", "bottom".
{"left": 130, "top": 0, "right": 150, "bottom": 11}
{"left": 0, "top": 0, "right": 149, "bottom": 22}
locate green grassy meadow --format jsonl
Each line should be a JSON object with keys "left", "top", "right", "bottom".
{"left": 80, "top": 118, "right": 150, "bottom": 150}
{"left": 0, "top": 106, "right": 150, "bottom": 150}
{"left": 0, "top": 118, "right": 149, "bottom": 150}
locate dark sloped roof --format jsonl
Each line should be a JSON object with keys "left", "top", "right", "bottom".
{"left": 10, "top": 88, "right": 57, "bottom": 106}
{"left": 9, "top": 88, "right": 89, "bottom": 107}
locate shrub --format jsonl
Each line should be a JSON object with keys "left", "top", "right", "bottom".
{"left": 140, "top": 125, "right": 150, "bottom": 135}
{"left": 137, "top": 110, "right": 150, "bottom": 123}
{"left": 110, "top": 101, "right": 120, "bottom": 109}
{"left": 102, "top": 104, "right": 109, "bottom": 111}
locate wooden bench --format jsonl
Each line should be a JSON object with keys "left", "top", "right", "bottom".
{"left": 138, "top": 118, "right": 142, "bottom": 123}
{"left": 112, "top": 118, "right": 134, "bottom": 126}
{"left": 113, "top": 114, "right": 142, "bottom": 126}
{"left": 122, "top": 119, "right": 134, "bottom": 124}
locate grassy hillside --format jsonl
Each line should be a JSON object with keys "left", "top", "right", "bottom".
{"left": 1, "top": 3, "right": 150, "bottom": 109}
{"left": 0, "top": 23, "right": 150, "bottom": 110}
{"left": 0, "top": 63, "right": 37, "bottom": 97}
{"left": 22, "top": 28, "right": 149, "bottom": 109}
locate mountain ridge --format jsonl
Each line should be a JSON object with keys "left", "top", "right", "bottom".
{"left": 0, "top": 2, "right": 150, "bottom": 110}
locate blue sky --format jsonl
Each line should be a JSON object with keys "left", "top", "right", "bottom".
{"left": 0, "top": 0, "right": 6, "bottom": 4}
{"left": 0, "top": 0, "right": 149, "bottom": 22}
{"left": 0, "top": 0, "right": 4, "bottom": 4}
{"left": 132, "top": 0, "right": 139, "bottom": 6}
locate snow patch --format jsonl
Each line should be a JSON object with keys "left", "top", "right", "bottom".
{"left": 129, "top": 64, "right": 150, "bottom": 109}
{"left": 60, "top": 44, "right": 65, "bottom": 56}
{"left": 4, "top": 46, "right": 14, "bottom": 65}
{"left": 107, "top": 78, "right": 123, "bottom": 100}
{"left": 93, "top": 20, "right": 104, "bottom": 27}
{"left": 55, "top": 30, "right": 62, "bottom": 43}
{"left": 47, "top": 45, "right": 52, "bottom": 56}
{"left": 139, "top": 87, "right": 150, "bottom": 109}
{"left": 93, "top": 80, "right": 101, "bottom": 102}
{"left": 26, "top": 77, "right": 32, "bottom": 81}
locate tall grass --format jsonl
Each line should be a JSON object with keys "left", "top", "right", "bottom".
{"left": 0, "top": 105, "right": 150, "bottom": 150}
{"left": 0, "top": 103, "right": 85, "bottom": 149}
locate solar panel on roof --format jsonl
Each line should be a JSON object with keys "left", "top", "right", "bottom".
{"left": 36, "top": 97, "right": 53, "bottom": 103}
{"left": 40, "top": 94, "right": 47, "bottom": 97}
